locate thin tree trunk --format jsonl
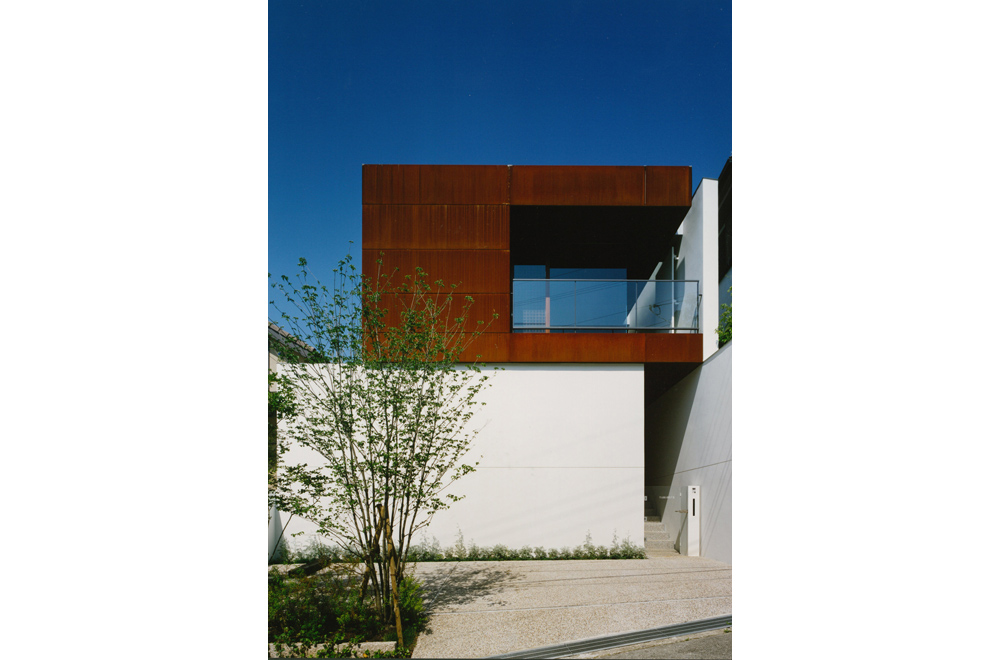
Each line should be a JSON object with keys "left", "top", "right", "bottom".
{"left": 358, "top": 504, "right": 386, "bottom": 602}
{"left": 385, "top": 513, "right": 405, "bottom": 646}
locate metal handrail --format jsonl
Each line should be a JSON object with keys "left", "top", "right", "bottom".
{"left": 511, "top": 278, "right": 701, "bottom": 333}
{"left": 513, "top": 278, "right": 700, "bottom": 283}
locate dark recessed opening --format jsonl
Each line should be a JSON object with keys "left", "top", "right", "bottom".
{"left": 510, "top": 205, "right": 688, "bottom": 280}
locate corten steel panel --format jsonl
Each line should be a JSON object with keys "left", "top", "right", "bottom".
{"left": 510, "top": 166, "right": 646, "bottom": 206}
{"left": 644, "top": 166, "right": 693, "bottom": 206}
{"left": 363, "top": 249, "right": 510, "bottom": 295}
{"left": 363, "top": 204, "right": 509, "bottom": 250}
{"left": 371, "top": 293, "right": 510, "bottom": 333}
{"left": 456, "top": 333, "right": 704, "bottom": 363}
{"left": 507, "top": 334, "right": 647, "bottom": 363}
{"left": 362, "top": 165, "right": 509, "bottom": 205}
{"left": 643, "top": 334, "right": 703, "bottom": 363}
{"left": 459, "top": 332, "right": 511, "bottom": 363}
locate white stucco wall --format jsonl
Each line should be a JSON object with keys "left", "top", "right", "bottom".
{"left": 645, "top": 342, "right": 731, "bottom": 564}
{"left": 275, "top": 363, "right": 645, "bottom": 553}
{"left": 268, "top": 505, "right": 284, "bottom": 561}
{"left": 676, "top": 180, "right": 719, "bottom": 359}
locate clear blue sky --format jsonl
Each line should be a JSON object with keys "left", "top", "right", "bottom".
{"left": 269, "top": 0, "right": 731, "bottom": 289}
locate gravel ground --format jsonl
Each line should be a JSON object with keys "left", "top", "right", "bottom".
{"left": 410, "top": 556, "right": 731, "bottom": 658}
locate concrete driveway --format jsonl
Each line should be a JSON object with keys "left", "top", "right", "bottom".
{"left": 411, "top": 556, "right": 732, "bottom": 658}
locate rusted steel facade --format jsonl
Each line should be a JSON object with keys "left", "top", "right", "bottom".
{"left": 361, "top": 164, "right": 702, "bottom": 364}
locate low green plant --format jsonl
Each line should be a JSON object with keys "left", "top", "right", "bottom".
{"left": 268, "top": 568, "right": 427, "bottom": 657}
{"left": 608, "top": 532, "right": 644, "bottom": 559}
{"left": 405, "top": 531, "right": 645, "bottom": 562}
{"left": 269, "top": 534, "right": 290, "bottom": 565}
{"left": 286, "top": 538, "right": 355, "bottom": 565}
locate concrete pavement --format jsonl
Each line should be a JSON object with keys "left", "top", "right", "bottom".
{"left": 410, "top": 556, "right": 732, "bottom": 658}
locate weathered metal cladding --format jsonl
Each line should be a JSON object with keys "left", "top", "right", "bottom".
{"left": 361, "top": 163, "right": 700, "bottom": 366}
{"left": 362, "top": 249, "right": 510, "bottom": 295}
{"left": 510, "top": 333, "right": 647, "bottom": 362}
{"left": 362, "top": 164, "right": 509, "bottom": 205}
{"left": 362, "top": 204, "right": 509, "bottom": 250}
{"left": 459, "top": 333, "right": 511, "bottom": 362}
{"left": 644, "top": 166, "right": 692, "bottom": 206}
{"left": 363, "top": 164, "right": 692, "bottom": 207}
{"left": 510, "top": 166, "right": 646, "bottom": 206}
{"left": 642, "top": 333, "right": 703, "bottom": 362}
{"left": 456, "top": 333, "right": 704, "bottom": 363}
{"left": 371, "top": 292, "right": 510, "bottom": 333}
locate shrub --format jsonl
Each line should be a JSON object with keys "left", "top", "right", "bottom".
{"left": 403, "top": 532, "right": 646, "bottom": 562}
{"left": 269, "top": 534, "right": 290, "bottom": 565}
{"left": 553, "top": 547, "right": 573, "bottom": 560}
{"left": 268, "top": 568, "right": 427, "bottom": 654}
{"left": 286, "top": 538, "right": 351, "bottom": 565}
{"left": 609, "top": 534, "right": 645, "bottom": 559}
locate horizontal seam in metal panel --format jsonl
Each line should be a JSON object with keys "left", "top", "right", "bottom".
{"left": 486, "top": 615, "right": 732, "bottom": 659}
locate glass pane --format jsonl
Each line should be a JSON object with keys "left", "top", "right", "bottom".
{"left": 512, "top": 278, "right": 699, "bottom": 332}
{"left": 574, "top": 280, "right": 627, "bottom": 328}
{"left": 674, "top": 281, "right": 699, "bottom": 330}
{"left": 548, "top": 280, "right": 576, "bottom": 327}
{"left": 512, "top": 280, "right": 547, "bottom": 329}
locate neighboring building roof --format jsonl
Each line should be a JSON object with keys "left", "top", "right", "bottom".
{"left": 268, "top": 322, "right": 318, "bottom": 362}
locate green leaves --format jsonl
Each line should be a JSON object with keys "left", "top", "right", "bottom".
{"left": 269, "top": 253, "right": 497, "bottom": 630}
{"left": 716, "top": 286, "right": 732, "bottom": 345}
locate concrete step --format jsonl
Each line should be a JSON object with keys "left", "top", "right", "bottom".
{"left": 644, "top": 521, "right": 664, "bottom": 533}
{"left": 644, "top": 515, "right": 661, "bottom": 523}
{"left": 646, "top": 547, "right": 681, "bottom": 558}
{"left": 644, "top": 539, "right": 677, "bottom": 551}
{"left": 644, "top": 531, "right": 670, "bottom": 542}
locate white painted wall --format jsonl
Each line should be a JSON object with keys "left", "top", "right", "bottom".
{"left": 645, "top": 342, "right": 731, "bottom": 564}
{"left": 268, "top": 505, "right": 284, "bottom": 561}
{"left": 275, "top": 363, "right": 645, "bottom": 554}
{"left": 676, "top": 180, "right": 719, "bottom": 359}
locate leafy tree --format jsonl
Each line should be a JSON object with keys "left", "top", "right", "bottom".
{"left": 716, "top": 286, "right": 732, "bottom": 345}
{"left": 268, "top": 254, "right": 496, "bottom": 638}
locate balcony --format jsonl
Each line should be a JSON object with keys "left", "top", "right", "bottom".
{"left": 512, "top": 279, "right": 700, "bottom": 333}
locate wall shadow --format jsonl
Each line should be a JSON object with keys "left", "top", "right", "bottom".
{"left": 645, "top": 365, "right": 702, "bottom": 517}
{"left": 417, "top": 564, "right": 521, "bottom": 613}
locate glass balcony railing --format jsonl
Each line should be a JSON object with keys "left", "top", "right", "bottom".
{"left": 512, "top": 279, "right": 700, "bottom": 332}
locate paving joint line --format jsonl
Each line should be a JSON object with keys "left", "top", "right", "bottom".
{"left": 428, "top": 594, "right": 732, "bottom": 615}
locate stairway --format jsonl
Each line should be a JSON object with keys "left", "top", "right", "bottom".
{"left": 644, "top": 502, "right": 679, "bottom": 557}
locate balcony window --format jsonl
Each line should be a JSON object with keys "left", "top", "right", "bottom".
{"left": 512, "top": 269, "right": 699, "bottom": 334}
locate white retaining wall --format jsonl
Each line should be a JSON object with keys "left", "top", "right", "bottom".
{"left": 645, "top": 342, "right": 732, "bottom": 564}
{"left": 676, "top": 180, "right": 719, "bottom": 360}
{"left": 274, "top": 363, "right": 645, "bottom": 555}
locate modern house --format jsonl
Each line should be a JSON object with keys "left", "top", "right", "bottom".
{"left": 273, "top": 161, "right": 732, "bottom": 564}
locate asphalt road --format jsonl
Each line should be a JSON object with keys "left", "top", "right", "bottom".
{"left": 573, "top": 629, "right": 732, "bottom": 659}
